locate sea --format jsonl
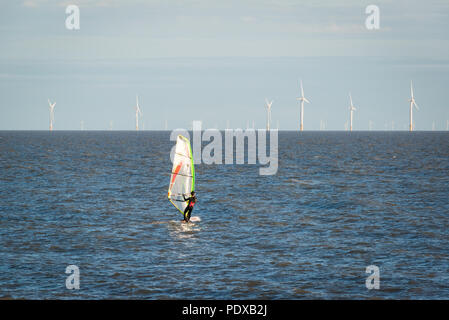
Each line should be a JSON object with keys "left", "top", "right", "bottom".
{"left": 0, "top": 131, "right": 448, "bottom": 299}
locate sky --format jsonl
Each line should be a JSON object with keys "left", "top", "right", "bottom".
{"left": 1, "top": 0, "right": 449, "bottom": 130}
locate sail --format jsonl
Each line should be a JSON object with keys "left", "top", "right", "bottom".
{"left": 168, "top": 135, "right": 195, "bottom": 214}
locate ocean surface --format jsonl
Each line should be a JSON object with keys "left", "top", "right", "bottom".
{"left": 1, "top": 131, "right": 448, "bottom": 299}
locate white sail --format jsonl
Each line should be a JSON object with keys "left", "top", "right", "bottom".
{"left": 168, "top": 135, "right": 195, "bottom": 214}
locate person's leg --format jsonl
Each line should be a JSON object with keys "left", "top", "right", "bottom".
{"left": 187, "top": 208, "right": 192, "bottom": 222}
{"left": 183, "top": 206, "right": 190, "bottom": 221}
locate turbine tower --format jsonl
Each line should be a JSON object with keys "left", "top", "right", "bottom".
{"left": 135, "top": 95, "right": 142, "bottom": 131}
{"left": 48, "top": 99, "right": 56, "bottom": 131}
{"left": 265, "top": 98, "right": 273, "bottom": 130}
{"left": 409, "top": 81, "right": 419, "bottom": 131}
{"left": 296, "top": 80, "right": 310, "bottom": 131}
{"left": 349, "top": 93, "right": 357, "bottom": 132}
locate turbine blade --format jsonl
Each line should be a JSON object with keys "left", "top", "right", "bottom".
{"left": 304, "top": 98, "right": 310, "bottom": 104}
{"left": 414, "top": 101, "right": 419, "bottom": 110}
{"left": 411, "top": 80, "right": 414, "bottom": 99}
{"left": 300, "top": 80, "right": 304, "bottom": 97}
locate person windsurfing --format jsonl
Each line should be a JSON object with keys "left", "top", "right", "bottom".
{"left": 182, "top": 191, "right": 197, "bottom": 223}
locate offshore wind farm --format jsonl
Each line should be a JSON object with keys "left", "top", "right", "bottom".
{"left": 43, "top": 79, "right": 431, "bottom": 132}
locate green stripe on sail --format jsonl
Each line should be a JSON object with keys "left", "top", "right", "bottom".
{"left": 188, "top": 137, "right": 195, "bottom": 192}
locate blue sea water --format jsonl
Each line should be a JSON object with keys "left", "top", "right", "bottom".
{"left": 0, "top": 131, "right": 448, "bottom": 299}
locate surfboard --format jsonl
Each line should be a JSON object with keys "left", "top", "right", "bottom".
{"left": 180, "top": 216, "right": 201, "bottom": 223}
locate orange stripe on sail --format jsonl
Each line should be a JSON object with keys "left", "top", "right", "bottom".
{"left": 169, "top": 162, "right": 183, "bottom": 192}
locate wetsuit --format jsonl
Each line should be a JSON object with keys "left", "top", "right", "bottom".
{"left": 183, "top": 194, "right": 197, "bottom": 222}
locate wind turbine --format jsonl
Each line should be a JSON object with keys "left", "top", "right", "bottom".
{"left": 349, "top": 93, "right": 357, "bottom": 131}
{"left": 409, "top": 81, "right": 419, "bottom": 131}
{"left": 135, "top": 95, "right": 142, "bottom": 131}
{"left": 48, "top": 99, "right": 56, "bottom": 131}
{"left": 265, "top": 98, "right": 273, "bottom": 130}
{"left": 296, "top": 80, "right": 310, "bottom": 131}
{"left": 320, "top": 119, "right": 326, "bottom": 131}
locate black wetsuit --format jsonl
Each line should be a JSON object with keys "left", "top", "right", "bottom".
{"left": 183, "top": 194, "right": 197, "bottom": 222}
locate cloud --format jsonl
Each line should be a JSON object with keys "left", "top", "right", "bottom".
{"left": 21, "top": 0, "right": 125, "bottom": 8}
{"left": 241, "top": 16, "right": 257, "bottom": 23}
{"left": 22, "top": 0, "right": 46, "bottom": 7}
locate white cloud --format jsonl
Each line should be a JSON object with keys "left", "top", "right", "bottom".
{"left": 21, "top": 0, "right": 126, "bottom": 8}
{"left": 22, "top": 0, "right": 47, "bottom": 7}
{"left": 241, "top": 16, "right": 257, "bottom": 23}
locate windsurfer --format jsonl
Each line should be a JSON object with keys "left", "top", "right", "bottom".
{"left": 182, "top": 191, "right": 197, "bottom": 222}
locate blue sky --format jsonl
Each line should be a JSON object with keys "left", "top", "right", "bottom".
{"left": 1, "top": 0, "right": 448, "bottom": 130}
